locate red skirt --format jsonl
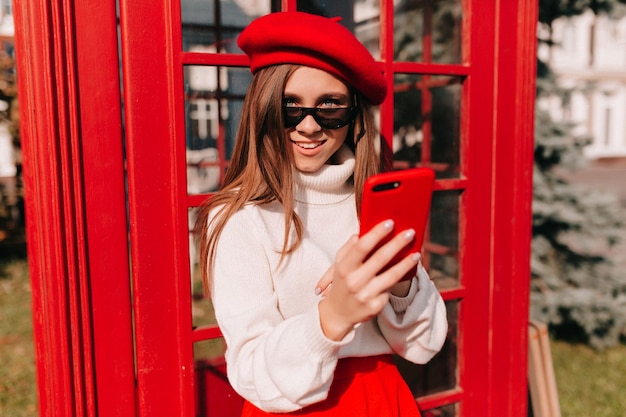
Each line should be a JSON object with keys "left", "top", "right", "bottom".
{"left": 241, "top": 355, "right": 422, "bottom": 417}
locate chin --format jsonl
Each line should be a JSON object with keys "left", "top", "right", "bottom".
{"left": 296, "top": 165, "right": 321, "bottom": 173}
{"left": 294, "top": 158, "right": 325, "bottom": 173}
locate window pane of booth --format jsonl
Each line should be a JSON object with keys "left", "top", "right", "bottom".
{"left": 428, "top": 190, "right": 460, "bottom": 289}
{"left": 394, "top": 0, "right": 463, "bottom": 64}
{"left": 426, "top": 403, "right": 458, "bottom": 417}
{"left": 194, "top": 337, "right": 243, "bottom": 416}
{"left": 189, "top": 208, "right": 215, "bottom": 329}
{"left": 394, "top": 300, "right": 458, "bottom": 396}
{"left": 194, "top": 338, "right": 226, "bottom": 362}
{"left": 393, "top": 73, "right": 424, "bottom": 167}
{"left": 192, "top": 294, "right": 216, "bottom": 329}
{"left": 184, "top": 65, "right": 251, "bottom": 194}
{"left": 180, "top": 0, "right": 269, "bottom": 52}
{"left": 297, "top": 0, "right": 381, "bottom": 60}
{"left": 393, "top": 74, "right": 462, "bottom": 179}
{"left": 431, "top": 77, "right": 461, "bottom": 178}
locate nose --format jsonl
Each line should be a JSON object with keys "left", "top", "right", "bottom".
{"left": 296, "top": 113, "right": 322, "bottom": 133}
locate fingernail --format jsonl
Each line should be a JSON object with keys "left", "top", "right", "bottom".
{"left": 383, "top": 220, "right": 394, "bottom": 230}
{"left": 411, "top": 252, "right": 421, "bottom": 262}
{"left": 314, "top": 287, "right": 322, "bottom": 295}
{"left": 404, "top": 229, "right": 416, "bottom": 240}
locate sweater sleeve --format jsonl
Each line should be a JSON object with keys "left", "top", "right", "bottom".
{"left": 210, "top": 209, "right": 353, "bottom": 413}
{"left": 377, "top": 264, "right": 448, "bottom": 364}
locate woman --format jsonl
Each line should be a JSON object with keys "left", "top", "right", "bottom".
{"left": 196, "top": 11, "right": 447, "bottom": 417}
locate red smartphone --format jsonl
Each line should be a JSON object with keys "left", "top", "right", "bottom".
{"left": 359, "top": 167, "right": 435, "bottom": 280}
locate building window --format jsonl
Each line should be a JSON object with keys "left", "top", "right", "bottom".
{"left": 604, "top": 106, "right": 611, "bottom": 146}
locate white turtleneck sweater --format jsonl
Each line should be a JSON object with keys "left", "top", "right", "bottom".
{"left": 210, "top": 146, "right": 447, "bottom": 413}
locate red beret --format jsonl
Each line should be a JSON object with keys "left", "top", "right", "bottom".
{"left": 238, "top": 11, "right": 387, "bottom": 105}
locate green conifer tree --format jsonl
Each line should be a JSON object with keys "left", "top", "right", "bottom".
{"left": 532, "top": 0, "right": 626, "bottom": 349}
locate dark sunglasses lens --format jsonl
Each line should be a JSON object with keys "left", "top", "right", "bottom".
{"left": 284, "top": 108, "right": 304, "bottom": 128}
{"left": 283, "top": 107, "right": 356, "bottom": 129}
{"left": 316, "top": 108, "right": 355, "bottom": 128}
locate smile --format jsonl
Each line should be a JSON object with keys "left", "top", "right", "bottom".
{"left": 291, "top": 140, "right": 326, "bottom": 149}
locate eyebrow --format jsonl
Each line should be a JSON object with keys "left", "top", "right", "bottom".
{"left": 282, "top": 92, "right": 351, "bottom": 102}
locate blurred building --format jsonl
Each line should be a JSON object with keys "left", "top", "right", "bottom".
{"left": 0, "top": 0, "right": 13, "bottom": 180}
{"left": 0, "top": 0, "right": 21, "bottom": 249}
{"left": 538, "top": 9, "right": 626, "bottom": 160}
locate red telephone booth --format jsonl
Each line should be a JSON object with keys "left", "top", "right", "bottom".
{"left": 13, "top": 1, "right": 536, "bottom": 416}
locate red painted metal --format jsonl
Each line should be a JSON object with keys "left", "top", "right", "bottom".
{"left": 14, "top": 0, "right": 537, "bottom": 416}
{"left": 73, "top": 0, "right": 137, "bottom": 414}
{"left": 393, "top": 62, "right": 470, "bottom": 76}
{"left": 417, "top": 388, "right": 464, "bottom": 411}
{"left": 13, "top": 0, "right": 135, "bottom": 416}
{"left": 192, "top": 325, "right": 224, "bottom": 342}
{"left": 488, "top": 0, "right": 537, "bottom": 414}
{"left": 461, "top": 1, "right": 499, "bottom": 414}
{"left": 195, "top": 359, "right": 244, "bottom": 417}
{"left": 181, "top": 52, "right": 250, "bottom": 66}
{"left": 14, "top": 4, "right": 75, "bottom": 415}
{"left": 461, "top": 1, "right": 538, "bottom": 416}
{"left": 379, "top": 1, "right": 395, "bottom": 153}
{"left": 118, "top": 0, "right": 195, "bottom": 415}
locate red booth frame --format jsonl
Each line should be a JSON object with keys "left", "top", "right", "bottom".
{"left": 13, "top": 0, "right": 537, "bottom": 416}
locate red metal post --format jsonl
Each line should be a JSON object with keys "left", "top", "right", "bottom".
{"left": 462, "top": 0, "right": 537, "bottom": 416}
{"left": 489, "top": 0, "right": 537, "bottom": 414}
{"left": 461, "top": 0, "right": 498, "bottom": 413}
{"left": 118, "top": 0, "right": 195, "bottom": 415}
{"left": 73, "top": 0, "right": 138, "bottom": 415}
{"left": 13, "top": 0, "right": 135, "bottom": 416}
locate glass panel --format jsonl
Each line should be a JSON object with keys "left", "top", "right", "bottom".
{"left": 394, "top": 0, "right": 424, "bottom": 62}
{"left": 422, "top": 403, "right": 458, "bottom": 417}
{"left": 180, "top": 0, "right": 271, "bottom": 52}
{"left": 394, "top": 300, "right": 459, "bottom": 396}
{"left": 430, "top": 78, "right": 461, "bottom": 178}
{"left": 297, "top": 0, "right": 381, "bottom": 60}
{"left": 194, "top": 337, "right": 241, "bottom": 416}
{"left": 194, "top": 338, "right": 226, "bottom": 362}
{"left": 184, "top": 65, "right": 251, "bottom": 194}
{"left": 428, "top": 190, "right": 460, "bottom": 289}
{"left": 394, "top": 0, "right": 463, "bottom": 64}
{"left": 192, "top": 294, "right": 216, "bottom": 329}
{"left": 393, "top": 74, "right": 462, "bottom": 179}
{"left": 189, "top": 208, "right": 217, "bottom": 329}
{"left": 393, "top": 73, "right": 423, "bottom": 167}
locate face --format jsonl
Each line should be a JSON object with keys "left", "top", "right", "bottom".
{"left": 283, "top": 67, "right": 352, "bottom": 173}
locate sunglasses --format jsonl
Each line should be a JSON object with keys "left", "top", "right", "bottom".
{"left": 283, "top": 106, "right": 358, "bottom": 129}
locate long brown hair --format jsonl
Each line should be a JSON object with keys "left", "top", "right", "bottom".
{"left": 195, "top": 64, "right": 386, "bottom": 292}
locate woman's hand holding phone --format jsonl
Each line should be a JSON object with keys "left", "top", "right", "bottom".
{"left": 317, "top": 220, "right": 420, "bottom": 341}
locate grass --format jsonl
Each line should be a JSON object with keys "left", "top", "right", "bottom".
{"left": 0, "top": 257, "right": 37, "bottom": 417}
{"left": 1, "top": 256, "right": 626, "bottom": 416}
{"left": 551, "top": 340, "right": 626, "bottom": 417}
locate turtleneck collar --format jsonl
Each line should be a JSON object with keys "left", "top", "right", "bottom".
{"left": 294, "top": 145, "right": 355, "bottom": 205}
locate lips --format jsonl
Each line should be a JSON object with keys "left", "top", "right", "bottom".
{"left": 291, "top": 140, "right": 326, "bottom": 149}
